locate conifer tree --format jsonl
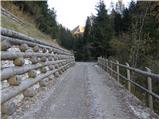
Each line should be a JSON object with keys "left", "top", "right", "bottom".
{"left": 92, "top": 0, "right": 113, "bottom": 58}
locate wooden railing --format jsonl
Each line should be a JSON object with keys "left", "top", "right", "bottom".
{"left": 1, "top": 7, "right": 25, "bottom": 26}
{"left": 1, "top": 28, "right": 75, "bottom": 116}
{"left": 98, "top": 57, "right": 159, "bottom": 112}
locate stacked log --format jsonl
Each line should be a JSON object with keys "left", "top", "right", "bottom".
{"left": 1, "top": 28, "right": 75, "bottom": 117}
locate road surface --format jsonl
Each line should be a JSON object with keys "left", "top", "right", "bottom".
{"left": 11, "top": 63, "right": 157, "bottom": 119}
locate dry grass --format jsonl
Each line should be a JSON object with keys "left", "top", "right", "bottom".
{"left": 1, "top": 1, "right": 60, "bottom": 47}
{"left": 1, "top": 1, "right": 34, "bottom": 24}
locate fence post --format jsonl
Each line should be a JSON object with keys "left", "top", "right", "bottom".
{"left": 116, "top": 60, "right": 119, "bottom": 84}
{"left": 145, "top": 67, "right": 153, "bottom": 110}
{"left": 101, "top": 57, "right": 103, "bottom": 69}
{"left": 98, "top": 57, "right": 99, "bottom": 65}
{"left": 102, "top": 58, "right": 104, "bottom": 69}
{"left": 100, "top": 58, "right": 101, "bottom": 67}
{"left": 107, "top": 60, "right": 110, "bottom": 75}
{"left": 110, "top": 60, "right": 113, "bottom": 78}
{"left": 126, "top": 63, "right": 131, "bottom": 92}
{"left": 106, "top": 59, "right": 108, "bottom": 73}
{"left": 104, "top": 59, "right": 106, "bottom": 71}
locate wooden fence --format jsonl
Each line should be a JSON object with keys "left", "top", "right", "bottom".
{"left": 98, "top": 57, "right": 159, "bottom": 112}
{"left": 1, "top": 7, "right": 25, "bottom": 26}
{"left": 1, "top": 28, "right": 75, "bottom": 116}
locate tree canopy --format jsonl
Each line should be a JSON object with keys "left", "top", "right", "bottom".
{"left": 9, "top": 1, "right": 158, "bottom": 72}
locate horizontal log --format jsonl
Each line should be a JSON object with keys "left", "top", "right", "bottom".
{"left": 98, "top": 58, "right": 159, "bottom": 79}
{"left": 1, "top": 51, "right": 74, "bottom": 60}
{"left": 118, "top": 72, "right": 159, "bottom": 99}
{"left": 1, "top": 59, "right": 73, "bottom": 80}
{"left": 1, "top": 28, "right": 71, "bottom": 54}
{"left": 1, "top": 61, "right": 74, "bottom": 104}
{"left": 98, "top": 59, "right": 159, "bottom": 99}
{"left": 1, "top": 7, "right": 25, "bottom": 25}
{"left": 1, "top": 35, "right": 73, "bottom": 56}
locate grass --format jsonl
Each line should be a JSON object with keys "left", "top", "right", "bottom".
{"left": 1, "top": 15, "right": 58, "bottom": 46}
{"left": 1, "top": 2, "right": 59, "bottom": 46}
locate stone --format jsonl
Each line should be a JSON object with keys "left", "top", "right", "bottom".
{"left": 57, "top": 50, "right": 60, "bottom": 54}
{"left": 41, "top": 56, "right": 46, "bottom": 62}
{"left": 49, "top": 75, "right": 55, "bottom": 80}
{"left": 8, "top": 76, "right": 21, "bottom": 86}
{"left": 57, "top": 56, "right": 60, "bottom": 60}
{"left": 61, "top": 62, "right": 64, "bottom": 66}
{"left": 41, "top": 67, "right": 47, "bottom": 73}
{"left": 1, "top": 60, "right": 15, "bottom": 68}
{"left": 39, "top": 79, "right": 48, "bottom": 87}
{"left": 63, "top": 66, "right": 66, "bottom": 70}
{"left": 54, "top": 49, "right": 57, "bottom": 54}
{"left": 24, "top": 59, "right": 32, "bottom": 65}
{"left": 42, "top": 48, "right": 47, "bottom": 53}
{"left": 1, "top": 102, "right": 16, "bottom": 115}
{"left": 38, "top": 47, "right": 43, "bottom": 52}
{"left": 58, "top": 56, "right": 62, "bottom": 59}
{"left": 32, "top": 83, "right": 40, "bottom": 89}
{"left": 2, "top": 80, "right": 10, "bottom": 89}
{"left": 61, "top": 68, "right": 64, "bottom": 73}
{"left": 19, "top": 44, "right": 29, "bottom": 52}
{"left": 48, "top": 65, "right": 54, "bottom": 70}
{"left": 55, "top": 64, "right": 58, "bottom": 69}
{"left": 57, "top": 63, "right": 60, "bottom": 67}
{"left": 56, "top": 56, "right": 59, "bottom": 60}
{"left": 26, "top": 48, "right": 33, "bottom": 52}
{"left": 14, "top": 57, "right": 24, "bottom": 66}
{"left": 48, "top": 57, "right": 53, "bottom": 61}
{"left": 33, "top": 45, "right": 39, "bottom": 52}
{"left": 48, "top": 48, "right": 53, "bottom": 53}
{"left": 52, "top": 57, "right": 55, "bottom": 61}
{"left": 54, "top": 72, "right": 59, "bottom": 78}
{"left": 37, "top": 57, "right": 41, "bottom": 61}
{"left": 60, "top": 63, "right": 63, "bottom": 67}
{"left": 61, "top": 68, "right": 64, "bottom": 72}
{"left": 30, "top": 56, "right": 38, "bottom": 64}
{"left": 64, "top": 67, "right": 67, "bottom": 71}
{"left": 54, "top": 56, "right": 58, "bottom": 61}
{"left": 58, "top": 70, "right": 62, "bottom": 75}
{"left": 60, "top": 70, "right": 63, "bottom": 73}
{"left": 28, "top": 70, "right": 37, "bottom": 78}
{"left": 23, "top": 87, "right": 36, "bottom": 97}
{"left": 11, "top": 93, "right": 24, "bottom": 105}
{"left": 7, "top": 47, "right": 20, "bottom": 52}
{"left": 1, "top": 40, "right": 11, "bottom": 51}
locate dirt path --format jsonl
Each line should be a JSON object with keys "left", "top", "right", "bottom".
{"left": 16, "top": 62, "right": 157, "bottom": 119}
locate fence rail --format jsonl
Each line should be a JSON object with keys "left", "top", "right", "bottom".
{"left": 98, "top": 57, "right": 159, "bottom": 111}
{"left": 1, "top": 7, "right": 25, "bottom": 25}
{"left": 1, "top": 28, "right": 71, "bottom": 55}
{"left": 1, "top": 28, "right": 75, "bottom": 116}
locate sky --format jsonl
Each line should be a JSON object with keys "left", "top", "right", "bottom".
{"left": 48, "top": 0, "right": 132, "bottom": 30}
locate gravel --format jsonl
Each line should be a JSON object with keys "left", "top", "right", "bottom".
{"left": 8, "top": 62, "right": 158, "bottom": 119}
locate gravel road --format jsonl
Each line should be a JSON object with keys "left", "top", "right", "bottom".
{"left": 14, "top": 62, "right": 157, "bottom": 119}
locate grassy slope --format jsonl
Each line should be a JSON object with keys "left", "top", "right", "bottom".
{"left": 1, "top": 2, "right": 60, "bottom": 47}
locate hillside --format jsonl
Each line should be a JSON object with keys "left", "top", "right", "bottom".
{"left": 1, "top": 2, "right": 59, "bottom": 47}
